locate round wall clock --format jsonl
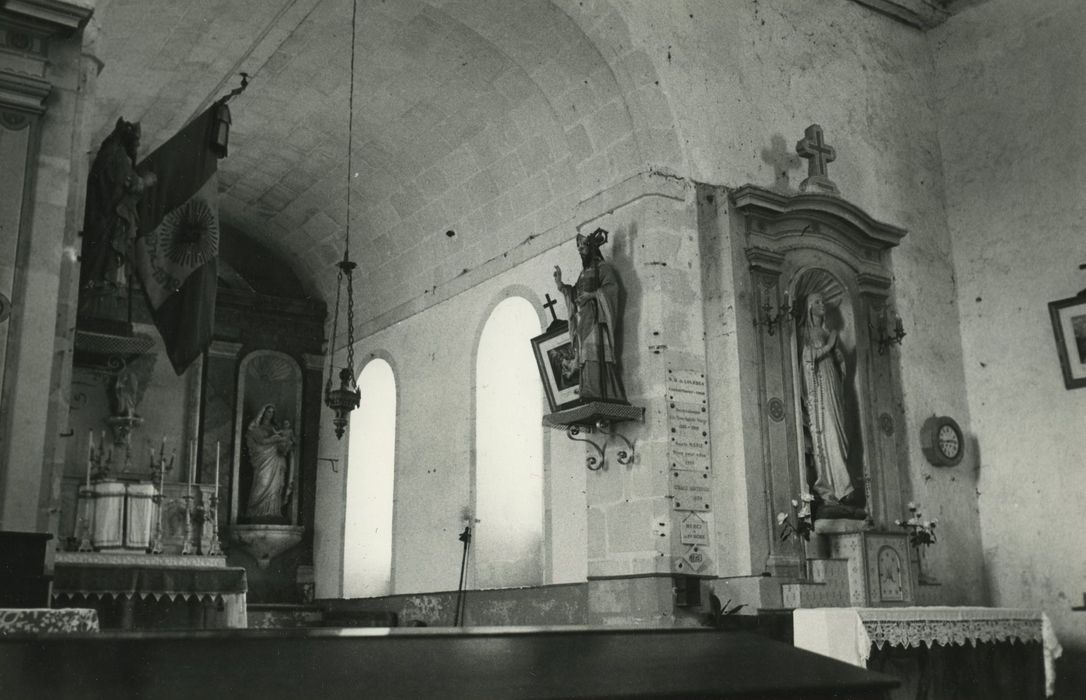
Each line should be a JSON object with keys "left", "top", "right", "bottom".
{"left": 921, "top": 415, "right": 964, "bottom": 467}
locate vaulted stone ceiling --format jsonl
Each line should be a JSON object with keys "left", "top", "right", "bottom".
{"left": 89, "top": 0, "right": 678, "bottom": 336}
{"left": 87, "top": 0, "right": 985, "bottom": 337}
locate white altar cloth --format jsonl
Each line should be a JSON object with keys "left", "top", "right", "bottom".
{"left": 794, "top": 606, "right": 1063, "bottom": 697}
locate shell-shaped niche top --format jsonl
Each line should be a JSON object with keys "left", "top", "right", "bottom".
{"left": 247, "top": 352, "right": 298, "bottom": 382}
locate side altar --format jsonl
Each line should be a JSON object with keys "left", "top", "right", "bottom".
{"left": 695, "top": 125, "right": 1058, "bottom": 698}
{"left": 794, "top": 607, "right": 1062, "bottom": 699}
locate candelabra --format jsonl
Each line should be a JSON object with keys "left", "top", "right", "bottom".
{"left": 755, "top": 296, "right": 792, "bottom": 336}
{"left": 180, "top": 488, "right": 196, "bottom": 555}
{"left": 872, "top": 306, "right": 907, "bottom": 355}
{"left": 76, "top": 486, "right": 94, "bottom": 552}
{"left": 148, "top": 442, "right": 174, "bottom": 555}
{"left": 90, "top": 438, "right": 113, "bottom": 480}
{"left": 205, "top": 493, "right": 224, "bottom": 556}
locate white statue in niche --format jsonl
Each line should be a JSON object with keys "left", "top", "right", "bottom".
{"left": 794, "top": 274, "right": 867, "bottom": 521}
{"left": 244, "top": 404, "right": 294, "bottom": 520}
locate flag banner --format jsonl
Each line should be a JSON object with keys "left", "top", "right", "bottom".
{"left": 134, "top": 108, "right": 220, "bottom": 374}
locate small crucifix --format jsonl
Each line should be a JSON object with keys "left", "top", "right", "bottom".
{"left": 543, "top": 293, "right": 562, "bottom": 329}
{"left": 795, "top": 123, "right": 839, "bottom": 194}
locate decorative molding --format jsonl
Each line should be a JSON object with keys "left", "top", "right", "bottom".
{"left": 0, "top": 25, "right": 47, "bottom": 56}
{"left": 207, "top": 339, "right": 244, "bottom": 360}
{"left": 855, "top": 272, "right": 894, "bottom": 297}
{"left": 767, "top": 398, "right": 786, "bottom": 423}
{"left": 745, "top": 246, "right": 786, "bottom": 275}
{"left": 730, "top": 185, "right": 907, "bottom": 252}
{"left": 0, "top": 68, "right": 50, "bottom": 114}
{"left": 847, "top": 0, "right": 950, "bottom": 30}
{"left": 0, "top": 0, "right": 94, "bottom": 34}
{"left": 302, "top": 353, "right": 325, "bottom": 372}
{"left": 0, "top": 107, "right": 27, "bottom": 128}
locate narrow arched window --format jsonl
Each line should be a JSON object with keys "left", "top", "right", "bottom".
{"left": 475, "top": 296, "right": 544, "bottom": 588}
{"left": 344, "top": 358, "right": 396, "bottom": 598}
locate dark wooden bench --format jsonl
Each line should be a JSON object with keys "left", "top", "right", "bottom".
{"left": 0, "top": 625, "right": 896, "bottom": 699}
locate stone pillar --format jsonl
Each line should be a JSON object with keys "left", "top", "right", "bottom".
{"left": 0, "top": 1, "right": 95, "bottom": 533}
{"left": 570, "top": 173, "right": 712, "bottom": 626}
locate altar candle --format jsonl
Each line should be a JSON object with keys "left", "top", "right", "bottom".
{"left": 158, "top": 451, "right": 165, "bottom": 496}
{"left": 85, "top": 430, "right": 93, "bottom": 488}
{"left": 161, "top": 435, "right": 167, "bottom": 458}
{"left": 215, "top": 442, "right": 221, "bottom": 499}
{"left": 189, "top": 440, "right": 195, "bottom": 486}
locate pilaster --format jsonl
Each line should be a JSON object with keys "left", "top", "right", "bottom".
{"left": 0, "top": 1, "right": 95, "bottom": 533}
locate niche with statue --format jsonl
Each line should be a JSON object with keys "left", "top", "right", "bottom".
{"left": 733, "top": 182, "right": 911, "bottom": 578}
{"left": 230, "top": 350, "right": 306, "bottom": 567}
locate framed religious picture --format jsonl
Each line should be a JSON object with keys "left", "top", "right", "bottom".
{"left": 531, "top": 321, "right": 582, "bottom": 412}
{"left": 1048, "top": 291, "right": 1086, "bottom": 389}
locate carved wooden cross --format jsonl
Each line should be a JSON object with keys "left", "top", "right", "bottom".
{"left": 543, "top": 293, "right": 559, "bottom": 323}
{"left": 795, "top": 124, "right": 839, "bottom": 194}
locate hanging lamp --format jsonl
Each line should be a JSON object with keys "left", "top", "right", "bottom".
{"left": 324, "top": 0, "right": 362, "bottom": 439}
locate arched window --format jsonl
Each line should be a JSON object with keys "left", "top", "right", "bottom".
{"left": 344, "top": 358, "right": 396, "bottom": 598}
{"left": 475, "top": 296, "right": 544, "bottom": 588}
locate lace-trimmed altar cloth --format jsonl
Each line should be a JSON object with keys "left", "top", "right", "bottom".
{"left": 52, "top": 562, "right": 248, "bottom": 627}
{"left": 794, "top": 607, "right": 1063, "bottom": 697}
{"left": 0, "top": 608, "right": 99, "bottom": 635}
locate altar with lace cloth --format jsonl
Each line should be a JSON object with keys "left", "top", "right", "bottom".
{"left": 51, "top": 553, "right": 247, "bottom": 629}
{"left": 794, "top": 606, "right": 1062, "bottom": 699}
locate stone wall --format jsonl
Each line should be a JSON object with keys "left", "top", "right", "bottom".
{"left": 314, "top": 0, "right": 989, "bottom": 616}
{"left": 931, "top": 0, "right": 1086, "bottom": 691}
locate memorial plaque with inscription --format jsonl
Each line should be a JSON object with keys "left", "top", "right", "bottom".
{"left": 667, "top": 368, "right": 710, "bottom": 472}
{"left": 670, "top": 469, "right": 711, "bottom": 512}
{"left": 680, "top": 512, "right": 710, "bottom": 546}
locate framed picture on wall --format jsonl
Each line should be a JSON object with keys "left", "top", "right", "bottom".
{"left": 531, "top": 321, "right": 582, "bottom": 412}
{"left": 1048, "top": 291, "right": 1086, "bottom": 389}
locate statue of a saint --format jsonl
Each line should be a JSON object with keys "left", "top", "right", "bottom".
{"left": 799, "top": 293, "right": 864, "bottom": 519}
{"left": 244, "top": 404, "right": 294, "bottom": 520}
{"left": 80, "top": 118, "right": 157, "bottom": 294}
{"left": 553, "top": 228, "right": 627, "bottom": 403}
{"left": 113, "top": 364, "right": 140, "bottom": 417}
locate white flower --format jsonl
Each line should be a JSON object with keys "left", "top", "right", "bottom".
{"left": 791, "top": 499, "right": 799, "bottom": 508}
{"left": 907, "top": 501, "right": 917, "bottom": 511}
{"left": 776, "top": 512, "right": 788, "bottom": 526}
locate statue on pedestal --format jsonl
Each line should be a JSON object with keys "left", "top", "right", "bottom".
{"left": 80, "top": 118, "right": 157, "bottom": 297}
{"left": 796, "top": 287, "right": 866, "bottom": 523}
{"left": 553, "top": 228, "right": 627, "bottom": 404}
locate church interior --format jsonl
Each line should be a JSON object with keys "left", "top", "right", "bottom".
{"left": 1, "top": 0, "right": 1083, "bottom": 697}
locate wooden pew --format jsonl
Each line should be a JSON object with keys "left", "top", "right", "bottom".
{"left": 0, "top": 625, "right": 896, "bottom": 699}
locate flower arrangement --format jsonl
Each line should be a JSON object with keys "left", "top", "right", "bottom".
{"left": 776, "top": 493, "right": 815, "bottom": 542}
{"left": 895, "top": 502, "right": 937, "bottom": 548}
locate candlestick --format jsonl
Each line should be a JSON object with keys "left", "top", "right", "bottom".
{"left": 189, "top": 440, "right": 195, "bottom": 487}
{"left": 86, "top": 430, "right": 93, "bottom": 488}
{"left": 160, "top": 435, "right": 166, "bottom": 458}
{"left": 215, "top": 441, "right": 220, "bottom": 499}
